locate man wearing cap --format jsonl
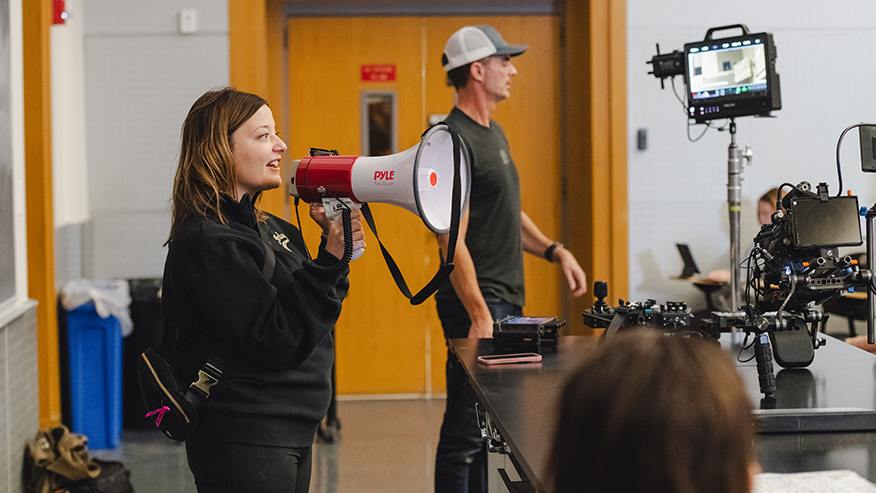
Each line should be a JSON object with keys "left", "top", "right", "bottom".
{"left": 433, "top": 25, "right": 588, "bottom": 493}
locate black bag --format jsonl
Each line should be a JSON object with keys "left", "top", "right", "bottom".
{"left": 67, "top": 460, "right": 134, "bottom": 493}
{"left": 137, "top": 223, "right": 276, "bottom": 441}
{"left": 24, "top": 426, "right": 133, "bottom": 493}
{"left": 136, "top": 346, "right": 205, "bottom": 441}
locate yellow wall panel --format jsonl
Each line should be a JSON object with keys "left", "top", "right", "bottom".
{"left": 24, "top": 0, "right": 62, "bottom": 428}
{"left": 280, "top": 12, "right": 579, "bottom": 395}
{"left": 287, "top": 17, "right": 438, "bottom": 395}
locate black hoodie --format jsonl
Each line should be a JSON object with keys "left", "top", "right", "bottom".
{"left": 160, "top": 194, "right": 349, "bottom": 447}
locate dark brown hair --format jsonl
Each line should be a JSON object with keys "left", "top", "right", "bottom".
{"left": 167, "top": 87, "right": 267, "bottom": 243}
{"left": 446, "top": 56, "right": 495, "bottom": 89}
{"left": 447, "top": 63, "right": 472, "bottom": 89}
{"left": 545, "top": 330, "right": 755, "bottom": 493}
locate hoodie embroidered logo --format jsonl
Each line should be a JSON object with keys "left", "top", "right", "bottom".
{"left": 273, "top": 232, "right": 292, "bottom": 252}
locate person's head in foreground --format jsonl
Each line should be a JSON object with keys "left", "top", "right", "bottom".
{"left": 546, "top": 330, "right": 759, "bottom": 493}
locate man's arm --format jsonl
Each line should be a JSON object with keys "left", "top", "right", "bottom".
{"left": 520, "top": 211, "right": 588, "bottom": 297}
{"left": 436, "top": 209, "right": 496, "bottom": 339}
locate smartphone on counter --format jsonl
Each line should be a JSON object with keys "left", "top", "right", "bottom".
{"left": 477, "top": 353, "right": 542, "bottom": 365}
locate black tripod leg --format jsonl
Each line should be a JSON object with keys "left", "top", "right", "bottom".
{"left": 754, "top": 333, "right": 777, "bottom": 397}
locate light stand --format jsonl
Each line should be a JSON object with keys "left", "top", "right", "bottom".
{"left": 726, "top": 118, "right": 753, "bottom": 315}
{"left": 867, "top": 206, "right": 876, "bottom": 344}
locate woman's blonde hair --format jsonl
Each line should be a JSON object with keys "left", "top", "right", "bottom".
{"left": 167, "top": 87, "right": 267, "bottom": 243}
{"left": 759, "top": 187, "right": 780, "bottom": 208}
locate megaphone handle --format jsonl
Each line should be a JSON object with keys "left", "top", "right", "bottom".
{"left": 352, "top": 247, "right": 364, "bottom": 261}
{"left": 322, "top": 198, "right": 361, "bottom": 263}
{"left": 322, "top": 198, "right": 360, "bottom": 222}
{"left": 290, "top": 197, "right": 351, "bottom": 273}
{"left": 339, "top": 207, "right": 355, "bottom": 264}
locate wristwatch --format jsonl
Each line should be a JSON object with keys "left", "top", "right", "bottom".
{"left": 545, "top": 242, "right": 563, "bottom": 261}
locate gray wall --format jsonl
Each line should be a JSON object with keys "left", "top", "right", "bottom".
{"left": 56, "top": 223, "right": 88, "bottom": 287}
{"left": 80, "top": 0, "right": 230, "bottom": 280}
{"left": 2, "top": 0, "right": 40, "bottom": 489}
{"left": 0, "top": 306, "right": 39, "bottom": 493}
{"left": 627, "top": 1, "right": 876, "bottom": 311}
{"left": 0, "top": 0, "right": 14, "bottom": 305}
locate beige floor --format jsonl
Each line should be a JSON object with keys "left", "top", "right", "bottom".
{"left": 311, "top": 399, "right": 447, "bottom": 493}
{"left": 100, "top": 398, "right": 447, "bottom": 493}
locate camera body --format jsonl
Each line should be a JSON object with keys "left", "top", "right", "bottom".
{"left": 754, "top": 182, "right": 866, "bottom": 313}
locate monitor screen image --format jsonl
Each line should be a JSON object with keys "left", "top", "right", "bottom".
{"left": 683, "top": 32, "right": 780, "bottom": 122}
{"left": 688, "top": 41, "right": 767, "bottom": 101}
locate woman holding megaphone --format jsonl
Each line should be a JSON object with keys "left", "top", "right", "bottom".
{"left": 160, "top": 87, "right": 364, "bottom": 492}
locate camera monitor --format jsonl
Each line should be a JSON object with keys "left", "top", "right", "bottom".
{"left": 684, "top": 32, "right": 781, "bottom": 123}
{"left": 790, "top": 195, "right": 862, "bottom": 248}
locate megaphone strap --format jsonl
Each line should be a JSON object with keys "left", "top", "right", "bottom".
{"left": 361, "top": 204, "right": 456, "bottom": 305}
{"left": 360, "top": 121, "right": 464, "bottom": 306}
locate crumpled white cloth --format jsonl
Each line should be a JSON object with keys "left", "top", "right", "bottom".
{"left": 60, "top": 279, "right": 133, "bottom": 337}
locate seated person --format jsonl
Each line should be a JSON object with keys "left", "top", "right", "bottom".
{"left": 544, "top": 330, "right": 760, "bottom": 493}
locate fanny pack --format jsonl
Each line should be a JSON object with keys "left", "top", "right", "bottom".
{"left": 137, "top": 341, "right": 230, "bottom": 441}
{"left": 136, "top": 224, "right": 276, "bottom": 441}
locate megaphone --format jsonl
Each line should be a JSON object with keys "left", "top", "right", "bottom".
{"left": 289, "top": 123, "right": 471, "bottom": 243}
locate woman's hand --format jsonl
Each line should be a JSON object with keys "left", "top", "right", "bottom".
{"left": 323, "top": 208, "right": 366, "bottom": 261}
{"left": 309, "top": 201, "right": 331, "bottom": 233}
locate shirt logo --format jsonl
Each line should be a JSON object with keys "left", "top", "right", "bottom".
{"left": 499, "top": 149, "right": 511, "bottom": 166}
{"left": 273, "top": 232, "right": 292, "bottom": 252}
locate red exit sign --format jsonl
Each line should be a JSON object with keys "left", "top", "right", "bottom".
{"left": 361, "top": 64, "right": 396, "bottom": 82}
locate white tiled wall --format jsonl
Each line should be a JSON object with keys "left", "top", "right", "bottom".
{"left": 0, "top": 307, "right": 39, "bottom": 492}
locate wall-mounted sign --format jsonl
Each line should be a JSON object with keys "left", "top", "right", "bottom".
{"left": 361, "top": 64, "right": 396, "bottom": 82}
{"left": 53, "top": 0, "right": 68, "bottom": 24}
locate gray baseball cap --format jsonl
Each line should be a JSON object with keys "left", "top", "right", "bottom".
{"left": 442, "top": 25, "right": 528, "bottom": 72}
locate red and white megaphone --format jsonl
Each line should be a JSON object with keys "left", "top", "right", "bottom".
{"left": 289, "top": 124, "right": 471, "bottom": 259}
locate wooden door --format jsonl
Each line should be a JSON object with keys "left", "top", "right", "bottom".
{"left": 287, "top": 16, "right": 561, "bottom": 395}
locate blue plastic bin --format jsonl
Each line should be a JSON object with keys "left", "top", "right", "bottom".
{"left": 65, "top": 301, "right": 123, "bottom": 450}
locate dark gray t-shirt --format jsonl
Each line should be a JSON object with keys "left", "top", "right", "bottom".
{"left": 437, "top": 107, "right": 525, "bottom": 307}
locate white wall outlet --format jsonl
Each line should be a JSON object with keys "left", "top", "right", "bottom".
{"left": 178, "top": 9, "right": 198, "bottom": 35}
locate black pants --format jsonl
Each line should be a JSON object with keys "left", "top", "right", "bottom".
{"left": 186, "top": 436, "right": 312, "bottom": 493}
{"left": 435, "top": 297, "right": 522, "bottom": 493}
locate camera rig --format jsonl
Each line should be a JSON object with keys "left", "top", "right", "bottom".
{"left": 584, "top": 182, "right": 875, "bottom": 396}
{"left": 749, "top": 182, "right": 866, "bottom": 316}
{"left": 716, "top": 181, "right": 871, "bottom": 395}
{"left": 582, "top": 281, "right": 716, "bottom": 339}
